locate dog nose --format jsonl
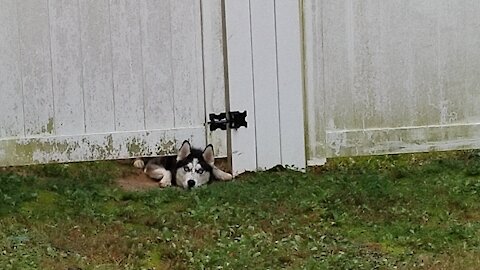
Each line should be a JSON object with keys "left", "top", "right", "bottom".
{"left": 187, "top": 180, "right": 195, "bottom": 188}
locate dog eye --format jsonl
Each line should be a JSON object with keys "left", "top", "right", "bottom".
{"left": 183, "top": 166, "right": 191, "bottom": 172}
{"left": 196, "top": 168, "right": 204, "bottom": 174}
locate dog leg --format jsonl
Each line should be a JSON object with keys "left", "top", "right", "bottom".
{"left": 145, "top": 165, "right": 172, "bottom": 188}
{"left": 158, "top": 170, "right": 172, "bottom": 188}
{"left": 133, "top": 158, "right": 145, "bottom": 169}
{"left": 212, "top": 165, "right": 233, "bottom": 181}
{"left": 144, "top": 164, "right": 172, "bottom": 188}
{"left": 145, "top": 164, "right": 165, "bottom": 179}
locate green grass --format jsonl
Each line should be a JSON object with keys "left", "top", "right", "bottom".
{"left": 1, "top": 150, "right": 480, "bottom": 269}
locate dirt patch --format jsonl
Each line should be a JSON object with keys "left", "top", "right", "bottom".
{"left": 115, "top": 169, "right": 160, "bottom": 191}
{"left": 113, "top": 159, "right": 159, "bottom": 191}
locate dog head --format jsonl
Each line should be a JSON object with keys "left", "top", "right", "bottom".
{"left": 175, "top": 141, "right": 214, "bottom": 189}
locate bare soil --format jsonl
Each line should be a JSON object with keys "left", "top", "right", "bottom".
{"left": 115, "top": 168, "right": 160, "bottom": 191}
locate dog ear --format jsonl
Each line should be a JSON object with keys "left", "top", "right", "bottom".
{"left": 177, "top": 140, "right": 191, "bottom": 161}
{"left": 202, "top": 144, "right": 215, "bottom": 165}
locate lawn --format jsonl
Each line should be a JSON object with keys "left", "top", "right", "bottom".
{"left": 1, "top": 151, "right": 480, "bottom": 269}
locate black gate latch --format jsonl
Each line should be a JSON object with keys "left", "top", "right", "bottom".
{"left": 208, "top": 111, "right": 247, "bottom": 131}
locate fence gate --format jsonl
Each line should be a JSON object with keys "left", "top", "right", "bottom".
{"left": 0, "top": 0, "right": 228, "bottom": 167}
{"left": 223, "top": 0, "right": 307, "bottom": 174}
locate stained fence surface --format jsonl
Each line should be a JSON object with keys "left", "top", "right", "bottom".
{"left": 0, "top": 0, "right": 226, "bottom": 166}
{"left": 304, "top": 0, "right": 480, "bottom": 163}
{"left": 2, "top": 0, "right": 478, "bottom": 170}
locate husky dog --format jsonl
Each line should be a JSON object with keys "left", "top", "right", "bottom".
{"left": 133, "top": 141, "right": 232, "bottom": 189}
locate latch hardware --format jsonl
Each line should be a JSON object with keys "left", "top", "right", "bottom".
{"left": 208, "top": 111, "right": 247, "bottom": 131}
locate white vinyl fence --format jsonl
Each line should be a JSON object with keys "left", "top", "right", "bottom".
{"left": 304, "top": 0, "right": 480, "bottom": 164}
{"left": 1, "top": 0, "right": 479, "bottom": 173}
{"left": 224, "top": 0, "right": 306, "bottom": 173}
{"left": 0, "top": 0, "right": 227, "bottom": 166}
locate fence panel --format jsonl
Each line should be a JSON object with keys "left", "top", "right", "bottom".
{"left": 305, "top": 0, "right": 480, "bottom": 161}
{"left": 0, "top": 0, "right": 221, "bottom": 166}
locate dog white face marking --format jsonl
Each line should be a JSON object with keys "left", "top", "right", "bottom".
{"left": 176, "top": 158, "right": 211, "bottom": 189}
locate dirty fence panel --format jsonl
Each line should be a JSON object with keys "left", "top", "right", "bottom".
{"left": 171, "top": 1, "right": 205, "bottom": 128}
{"left": 437, "top": 0, "right": 469, "bottom": 125}
{"left": 407, "top": 0, "right": 441, "bottom": 127}
{"left": 303, "top": 0, "right": 326, "bottom": 165}
{"left": 0, "top": 0, "right": 216, "bottom": 166}
{"left": 321, "top": 0, "right": 356, "bottom": 131}
{"left": 0, "top": 1, "right": 24, "bottom": 138}
{"left": 17, "top": 0, "right": 55, "bottom": 136}
{"left": 79, "top": 0, "right": 115, "bottom": 133}
{"left": 140, "top": 0, "right": 175, "bottom": 130}
{"left": 202, "top": 0, "right": 227, "bottom": 157}
{"left": 325, "top": 124, "right": 480, "bottom": 157}
{"left": 0, "top": 128, "right": 205, "bottom": 167}
{"left": 305, "top": 0, "right": 480, "bottom": 160}
{"left": 49, "top": 0, "right": 86, "bottom": 135}
{"left": 465, "top": 0, "right": 480, "bottom": 121}
{"left": 109, "top": 0, "right": 145, "bottom": 132}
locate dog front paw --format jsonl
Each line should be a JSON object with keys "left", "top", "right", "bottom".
{"left": 222, "top": 173, "right": 233, "bottom": 181}
{"left": 133, "top": 158, "right": 145, "bottom": 169}
{"left": 159, "top": 179, "right": 172, "bottom": 188}
{"left": 213, "top": 166, "right": 233, "bottom": 181}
